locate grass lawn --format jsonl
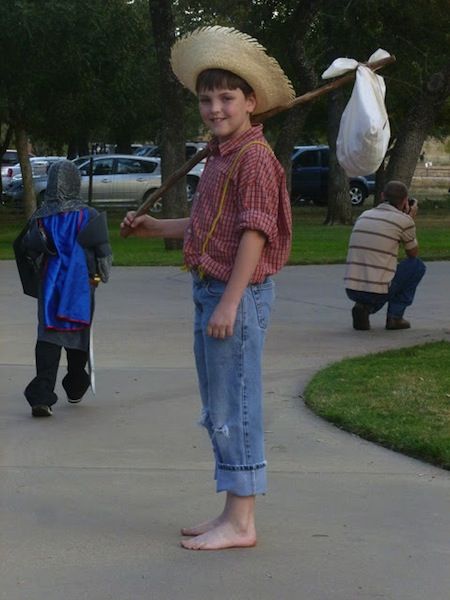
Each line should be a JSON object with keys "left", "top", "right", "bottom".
{"left": 1, "top": 199, "right": 450, "bottom": 265}
{"left": 305, "top": 341, "right": 450, "bottom": 470}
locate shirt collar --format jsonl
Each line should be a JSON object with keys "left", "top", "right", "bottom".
{"left": 377, "top": 202, "right": 401, "bottom": 212}
{"left": 209, "top": 124, "right": 264, "bottom": 157}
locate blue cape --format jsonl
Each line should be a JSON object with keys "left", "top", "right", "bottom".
{"left": 41, "top": 209, "right": 91, "bottom": 331}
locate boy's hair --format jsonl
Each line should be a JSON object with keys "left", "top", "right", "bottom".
{"left": 383, "top": 180, "right": 408, "bottom": 207}
{"left": 196, "top": 68, "right": 254, "bottom": 97}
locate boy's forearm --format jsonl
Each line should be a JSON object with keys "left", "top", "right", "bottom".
{"left": 221, "top": 229, "right": 266, "bottom": 306}
{"left": 153, "top": 217, "right": 190, "bottom": 239}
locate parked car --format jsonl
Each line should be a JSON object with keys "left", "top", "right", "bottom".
{"left": 135, "top": 142, "right": 208, "bottom": 162}
{"left": 74, "top": 154, "right": 203, "bottom": 210}
{"left": 1, "top": 173, "right": 48, "bottom": 207}
{"left": 1, "top": 149, "right": 34, "bottom": 187}
{"left": 1, "top": 149, "right": 20, "bottom": 168}
{"left": 291, "top": 145, "right": 375, "bottom": 206}
{"left": 133, "top": 144, "right": 157, "bottom": 157}
{"left": 2, "top": 154, "right": 205, "bottom": 211}
{"left": 2, "top": 156, "right": 64, "bottom": 189}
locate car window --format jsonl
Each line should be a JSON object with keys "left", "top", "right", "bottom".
{"left": 72, "top": 157, "right": 90, "bottom": 167}
{"left": 92, "top": 158, "right": 113, "bottom": 176}
{"left": 294, "top": 150, "right": 319, "bottom": 168}
{"left": 116, "top": 158, "right": 157, "bottom": 174}
{"left": 2, "top": 151, "right": 19, "bottom": 165}
{"left": 134, "top": 146, "right": 158, "bottom": 157}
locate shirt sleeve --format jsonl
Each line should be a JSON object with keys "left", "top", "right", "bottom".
{"left": 401, "top": 218, "right": 418, "bottom": 250}
{"left": 235, "top": 146, "right": 283, "bottom": 244}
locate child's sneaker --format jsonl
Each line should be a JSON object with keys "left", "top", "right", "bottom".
{"left": 31, "top": 405, "right": 53, "bottom": 417}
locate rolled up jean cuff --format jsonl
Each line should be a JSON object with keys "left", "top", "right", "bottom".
{"left": 216, "top": 464, "right": 267, "bottom": 496}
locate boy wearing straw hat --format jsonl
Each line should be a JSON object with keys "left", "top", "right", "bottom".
{"left": 121, "top": 26, "right": 293, "bottom": 550}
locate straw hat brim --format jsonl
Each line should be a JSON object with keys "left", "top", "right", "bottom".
{"left": 170, "top": 26, "right": 295, "bottom": 115}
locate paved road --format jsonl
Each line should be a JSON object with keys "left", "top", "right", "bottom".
{"left": 1, "top": 260, "right": 449, "bottom": 600}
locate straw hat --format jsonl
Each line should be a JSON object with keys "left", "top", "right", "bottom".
{"left": 170, "top": 26, "right": 295, "bottom": 115}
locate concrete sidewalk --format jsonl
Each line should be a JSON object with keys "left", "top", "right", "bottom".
{"left": 1, "top": 260, "right": 449, "bottom": 600}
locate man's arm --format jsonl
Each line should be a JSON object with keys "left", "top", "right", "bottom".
{"left": 405, "top": 199, "right": 419, "bottom": 257}
{"left": 120, "top": 213, "right": 189, "bottom": 239}
{"left": 207, "top": 229, "right": 266, "bottom": 339}
{"left": 405, "top": 246, "right": 419, "bottom": 258}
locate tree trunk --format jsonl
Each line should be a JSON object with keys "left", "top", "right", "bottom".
{"left": 67, "top": 137, "right": 89, "bottom": 159}
{"left": 324, "top": 88, "right": 351, "bottom": 225}
{"left": 385, "top": 63, "right": 450, "bottom": 187}
{"left": 115, "top": 135, "right": 132, "bottom": 154}
{"left": 149, "top": 0, "right": 187, "bottom": 251}
{"left": 15, "top": 125, "right": 36, "bottom": 219}
{"left": 374, "top": 159, "right": 386, "bottom": 206}
{"left": 274, "top": 106, "right": 313, "bottom": 197}
{"left": 274, "top": 0, "right": 320, "bottom": 185}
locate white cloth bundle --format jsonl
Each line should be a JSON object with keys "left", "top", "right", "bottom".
{"left": 322, "top": 49, "right": 391, "bottom": 177}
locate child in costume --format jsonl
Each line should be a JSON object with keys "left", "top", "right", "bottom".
{"left": 121, "top": 26, "right": 293, "bottom": 550}
{"left": 14, "top": 160, "right": 112, "bottom": 417}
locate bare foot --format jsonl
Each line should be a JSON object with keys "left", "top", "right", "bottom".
{"left": 180, "top": 521, "right": 256, "bottom": 550}
{"left": 180, "top": 515, "right": 225, "bottom": 536}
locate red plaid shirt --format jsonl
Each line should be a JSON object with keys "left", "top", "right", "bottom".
{"left": 183, "top": 125, "right": 292, "bottom": 283}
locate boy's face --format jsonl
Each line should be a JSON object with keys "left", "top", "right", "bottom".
{"left": 198, "top": 87, "right": 257, "bottom": 143}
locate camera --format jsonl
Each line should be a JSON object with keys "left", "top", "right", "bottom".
{"left": 408, "top": 197, "right": 417, "bottom": 207}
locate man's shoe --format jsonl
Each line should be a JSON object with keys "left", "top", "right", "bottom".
{"left": 352, "top": 303, "right": 370, "bottom": 330}
{"left": 31, "top": 405, "right": 53, "bottom": 417}
{"left": 386, "top": 316, "right": 411, "bottom": 330}
{"left": 67, "top": 395, "right": 83, "bottom": 404}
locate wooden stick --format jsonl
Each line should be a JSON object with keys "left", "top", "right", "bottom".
{"left": 121, "top": 54, "right": 395, "bottom": 236}
{"left": 253, "top": 55, "right": 396, "bottom": 122}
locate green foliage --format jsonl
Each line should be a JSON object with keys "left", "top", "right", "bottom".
{"left": 305, "top": 341, "right": 450, "bottom": 469}
{"left": 174, "top": 0, "right": 450, "bottom": 144}
{"left": 1, "top": 1, "right": 449, "bottom": 158}
{"left": 0, "top": 0, "right": 161, "bottom": 148}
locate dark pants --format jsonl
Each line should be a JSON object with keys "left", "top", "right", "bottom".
{"left": 25, "top": 341, "right": 90, "bottom": 407}
{"left": 346, "top": 257, "right": 426, "bottom": 318}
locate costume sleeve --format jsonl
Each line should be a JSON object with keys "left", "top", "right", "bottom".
{"left": 77, "top": 210, "right": 112, "bottom": 282}
{"left": 235, "top": 146, "right": 284, "bottom": 244}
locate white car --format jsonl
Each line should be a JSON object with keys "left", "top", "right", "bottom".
{"left": 2, "top": 156, "right": 64, "bottom": 189}
{"left": 75, "top": 154, "right": 204, "bottom": 211}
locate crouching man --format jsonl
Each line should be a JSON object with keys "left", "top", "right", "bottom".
{"left": 345, "top": 180, "right": 426, "bottom": 331}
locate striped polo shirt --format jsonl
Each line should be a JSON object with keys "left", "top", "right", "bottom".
{"left": 344, "top": 203, "right": 417, "bottom": 293}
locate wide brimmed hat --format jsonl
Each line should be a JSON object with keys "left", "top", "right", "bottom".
{"left": 170, "top": 26, "right": 295, "bottom": 115}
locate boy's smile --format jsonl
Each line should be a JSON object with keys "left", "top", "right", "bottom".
{"left": 198, "top": 87, "right": 256, "bottom": 143}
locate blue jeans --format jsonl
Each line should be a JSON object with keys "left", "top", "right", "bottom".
{"left": 192, "top": 273, "right": 275, "bottom": 496}
{"left": 346, "top": 257, "right": 426, "bottom": 318}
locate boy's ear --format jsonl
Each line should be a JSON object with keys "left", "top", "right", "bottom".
{"left": 246, "top": 92, "right": 257, "bottom": 114}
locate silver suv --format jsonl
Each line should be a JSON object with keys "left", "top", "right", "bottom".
{"left": 75, "top": 154, "right": 203, "bottom": 210}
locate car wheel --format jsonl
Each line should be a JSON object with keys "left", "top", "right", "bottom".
{"left": 349, "top": 182, "right": 366, "bottom": 206}
{"left": 144, "top": 189, "right": 162, "bottom": 213}
{"left": 186, "top": 176, "right": 198, "bottom": 202}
